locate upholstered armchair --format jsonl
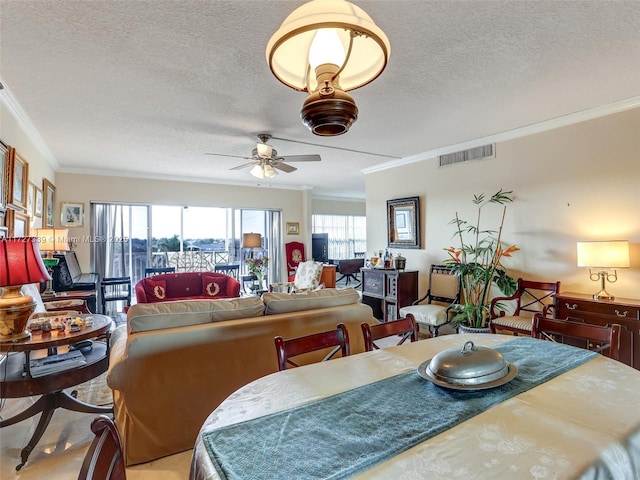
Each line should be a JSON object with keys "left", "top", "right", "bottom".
{"left": 270, "top": 260, "right": 324, "bottom": 293}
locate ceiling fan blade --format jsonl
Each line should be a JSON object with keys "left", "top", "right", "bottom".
{"left": 230, "top": 161, "right": 257, "bottom": 171}
{"left": 272, "top": 162, "right": 297, "bottom": 173}
{"left": 205, "top": 153, "right": 251, "bottom": 160}
{"left": 278, "top": 154, "right": 321, "bottom": 162}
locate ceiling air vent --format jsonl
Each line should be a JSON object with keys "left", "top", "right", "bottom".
{"left": 439, "top": 144, "right": 495, "bottom": 167}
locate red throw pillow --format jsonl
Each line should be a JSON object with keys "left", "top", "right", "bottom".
{"left": 202, "top": 274, "right": 228, "bottom": 298}
{"left": 143, "top": 278, "right": 167, "bottom": 302}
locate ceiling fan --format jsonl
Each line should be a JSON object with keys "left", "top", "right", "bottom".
{"left": 206, "top": 134, "right": 321, "bottom": 179}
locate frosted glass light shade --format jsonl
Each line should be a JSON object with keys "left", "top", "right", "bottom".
{"left": 266, "top": 0, "right": 390, "bottom": 93}
{"left": 256, "top": 142, "right": 273, "bottom": 158}
{"left": 577, "top": 241, "right": 630, "bottom": 268}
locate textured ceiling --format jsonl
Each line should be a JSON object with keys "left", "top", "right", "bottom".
{"left": 1, "top": 0, "right": 639, "bottom": 199}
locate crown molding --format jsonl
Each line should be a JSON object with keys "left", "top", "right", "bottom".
{"left": 362, "top": 96, "right": 640, "bottom": 174}
{"left": 0, "top": 76, "right": 59, "bottom": 169}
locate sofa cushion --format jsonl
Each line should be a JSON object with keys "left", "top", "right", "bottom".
{"left": 142, "top": 278, "right": 167, "bottom": 302}
{"left": 127, "top": 297, "right": 265, "bottom": 333}
{"left": 201, "top": 273, "right": 228, "bottom": 298}
{"left": 208, "top": 297, "right": 265, "bottom": 323}
{"left": 262, "top": 287, "right": 360, "bottom": 315}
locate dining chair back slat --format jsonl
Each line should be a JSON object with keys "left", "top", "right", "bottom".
{"left": 531, "top": 313, "right": 621, "bottom": 360}
{"left": 274, "top": 324, "right": 350, "bottom": 371}
{"left": 361, "top": 315, "right": 419, "bottom": 351}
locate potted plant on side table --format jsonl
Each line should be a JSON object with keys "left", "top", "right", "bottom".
{"left": 444, "top": 189, "right": 519, "bottom": 333}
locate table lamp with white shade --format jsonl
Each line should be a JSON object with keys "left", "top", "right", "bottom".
{"left": 33, "top": 228, "right": 70, "bottom": 296}
{"left": 577, "top": 240, "right": 630, "bottom": 300}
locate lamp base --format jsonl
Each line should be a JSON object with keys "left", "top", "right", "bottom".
{"left": 593, "top": 289, "right": 614, "bottom": 301}
{"left": 0, "top": 286, "right": 35, "bottom": 344}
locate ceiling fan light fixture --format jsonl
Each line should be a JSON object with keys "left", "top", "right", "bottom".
{"left": 250, "top": 164, "right": 265, "bottom": 179}
{"left": 266, "top": 0, "right": 389, "bottom": 136}
{"left": 256, "top": 142, "right": 273, "bottom": 158}
{"left": 264, "top": 164, "right": 278, "bottom": 178}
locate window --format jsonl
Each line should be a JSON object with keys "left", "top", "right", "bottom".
{"left": 312, "top": 214, "right": 366, "bottom": 259}
{"left": 91, "top": 203, "right": 283, "bottom": 290}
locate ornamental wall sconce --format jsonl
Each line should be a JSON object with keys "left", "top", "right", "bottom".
{"left": 266, "top": 0, "right": 390, "bottom": 136}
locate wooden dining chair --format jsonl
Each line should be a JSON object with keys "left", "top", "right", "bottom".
{"left": 361, "top": 315, "right": 419, "bottom": 352}
{"left": 531, "top": 313, "right": 621, "bottom": 360}
{"left": 274, "top": 323, "right": 350, "bottom": 371}
{"left": 78, "top": 415, "right": 126, "bottom": 480}
{"left": 489, "top": 278, "right": 560, "bottom": 336}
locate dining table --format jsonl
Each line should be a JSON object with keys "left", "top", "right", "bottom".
{"left": 190, "top": 333, "right": 640, "bottom": 480}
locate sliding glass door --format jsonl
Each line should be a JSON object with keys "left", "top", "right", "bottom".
{"left": 91, "top": 203, "right": 282, "bottom": 294}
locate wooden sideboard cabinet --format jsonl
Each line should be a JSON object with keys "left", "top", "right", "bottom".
{"left": 361, "top": 269, "right": 418, "bottom": 322}
{"left": 553, "top": 292, "right": 640, "bottom": 370}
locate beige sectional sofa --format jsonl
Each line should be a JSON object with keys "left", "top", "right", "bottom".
{"left": 107, "top": 287, "right": 377, "bottom": 466}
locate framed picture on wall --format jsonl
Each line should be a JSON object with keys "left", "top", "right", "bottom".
{"left": 61, "top": 202, "right": 84, "bottom": 227}
{"left": 0, "top": 140, "right": 8, "bottom": 211}
{"left": 6, "top": 209, "right": 30, "bottom": 237}
{"left": 43, "top": 178, "right": 56, "bottom": 228}
{"left": 8, "top": 148, "right": 29, "bottom": 210}
{"left": 286, "top": 222, "right": 300, "bottom": 235}
{"left": 27, "top": 181, "right": 36, "bottom": 217}
{"left": 34, "top": 186, "right": 43, "bottom": 217}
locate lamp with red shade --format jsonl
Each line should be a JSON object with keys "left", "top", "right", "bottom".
{"left": 0, "top": 237, "right": 51, "bottom": 343}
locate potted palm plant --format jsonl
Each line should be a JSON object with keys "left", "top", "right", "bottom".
{"left": 444, "top": 189, "right": 519, "bottom": 331}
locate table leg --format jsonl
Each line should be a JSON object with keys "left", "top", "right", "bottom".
{"left": 3, "top": 390, "right": 113, "bottom": 471}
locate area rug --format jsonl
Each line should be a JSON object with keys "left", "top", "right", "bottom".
{"left": 74, "top": 372, "right": 113, "bottom": 407}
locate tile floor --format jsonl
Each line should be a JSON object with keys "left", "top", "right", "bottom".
{"left": 0, "top": 393, "right": 192, "bottom": 479}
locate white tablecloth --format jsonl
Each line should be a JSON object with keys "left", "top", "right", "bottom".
{"left": 190, "top": 334, "right": 640, "bottom": 479}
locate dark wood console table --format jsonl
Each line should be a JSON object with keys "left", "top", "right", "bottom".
{"left": 554, "top": 292, "right": 640, "bottom": 370}
{"left": 0, "top": 314, "right": 114, "bottom": 470}
{"left": 361, "top": 269, "right": 418, "bottom": 322}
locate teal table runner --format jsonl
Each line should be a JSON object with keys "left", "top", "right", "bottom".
{"left": 203, "top": 337, "right": 597, "bottom": 480}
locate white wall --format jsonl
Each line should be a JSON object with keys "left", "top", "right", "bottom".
{"left": 365, "top": 108, "right": 640, "bottom": 299}
{"left": 1, "top": 98, "right": 57, "bottom": 232}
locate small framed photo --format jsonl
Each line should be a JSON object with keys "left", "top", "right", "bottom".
{"left": 286, "top": 222, "right": 300, "bottom": 235}
{"left": 34, "top": 186, "right": 43, "bottom": 217}
{"left": 61, "top": 202, "right": 84, "bottom": 227}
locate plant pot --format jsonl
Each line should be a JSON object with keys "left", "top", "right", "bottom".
{"left": 457, "top": 324, "right": 491, "bottom": 335}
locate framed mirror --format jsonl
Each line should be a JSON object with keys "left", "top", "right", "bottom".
{"left": 387, "top": 196, "right": 421, "bottom": 249}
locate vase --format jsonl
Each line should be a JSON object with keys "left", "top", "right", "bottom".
{"left": 457, "top": 324, "right": 491, "bottom": 335}
{"left": 255, "top": 273, "right": 263, "bottom": 290}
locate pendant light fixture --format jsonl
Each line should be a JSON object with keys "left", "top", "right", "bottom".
{"left": 266, "top": 0, "right": 390, "bottom": 136}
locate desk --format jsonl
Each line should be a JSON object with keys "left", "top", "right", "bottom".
{"left": 190, "top": 334, "right": 640, "bottom": 479}
{"left": 0, "top": 314, "right": 113, "bottom": 470}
